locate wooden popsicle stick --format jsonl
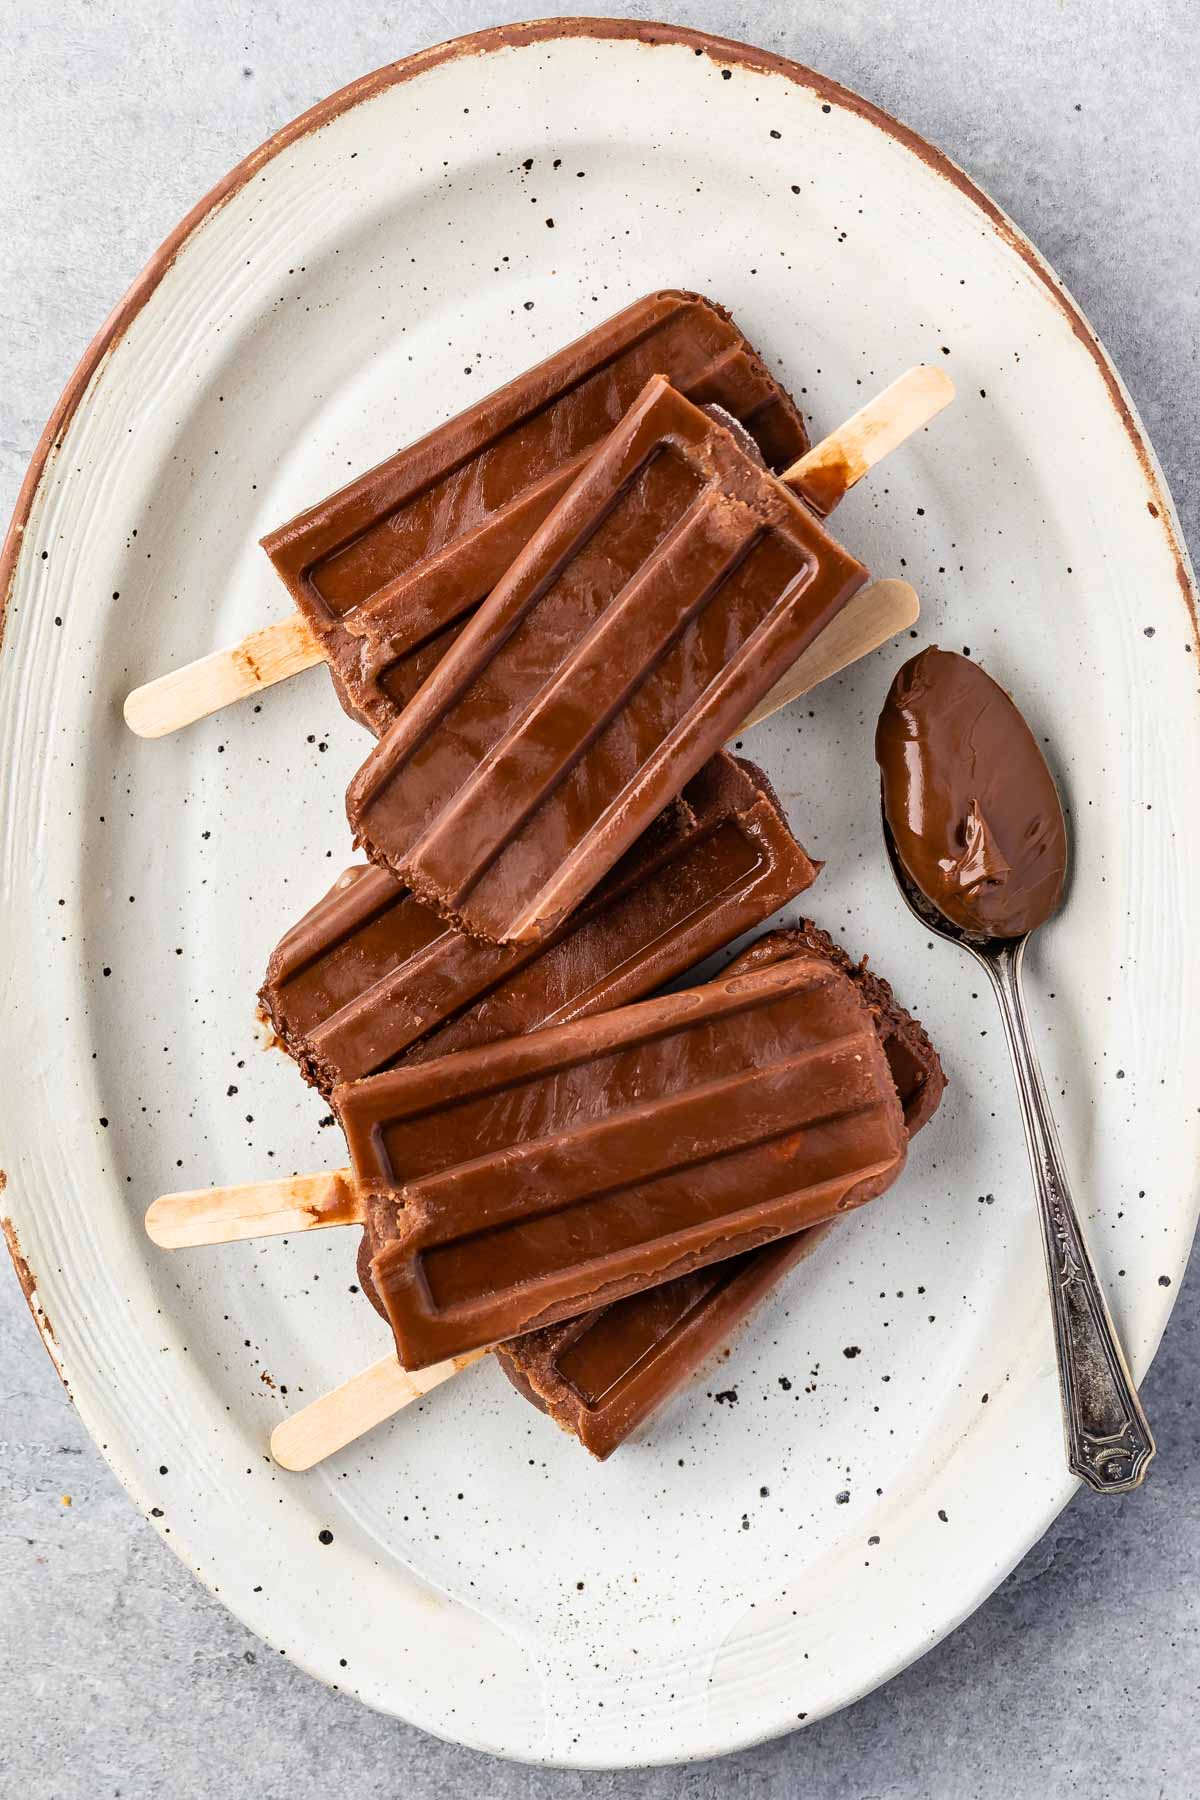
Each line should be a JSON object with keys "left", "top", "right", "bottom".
{"left": 144, "top": 1168, "right": 360, "bottom": 1248}
{"left": 123, "top": 610, "right": 324, "bottom": 739}
{"left": 740, "top": 578, "right": 917, "bottom": 730}
{"left": 782, "top": 365, "right": 955, "bottom": 516}
{"left": 269, "top": 1348, "right": 489, "bottom": 1470}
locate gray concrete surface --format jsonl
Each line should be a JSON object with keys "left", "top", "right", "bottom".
{"left": 1, "top": 3, "right": 1197, "bottom": 1795}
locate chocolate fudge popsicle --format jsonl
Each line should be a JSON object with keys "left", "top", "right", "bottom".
{"left": 259, "top": 753, "right": 817, "bottom": 1096}
{"left": 336, "top": 952, "right": 907, "bottom": 1368}
{"left": 494, "top": 924, "right": 945, "bottom": 1457}
{"left": 346, "top": 375, "right": 868, "bottom": 944}
{"left": 261, "top": 291, "right": 809, "bottom": 733}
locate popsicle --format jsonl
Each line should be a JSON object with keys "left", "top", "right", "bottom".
{"left": 492, "top": 923, "right": 945, "bottom": 1457}
{"left": 123, "top": 291, "right": 810, "bottom": 737}
{"left": 150, "top": 862, "right": 916, "bottom": 1264}
{"left": 338, "top": 951, "right": 909, "bottom": 1368}
{"left": 259, "top": 752, "right": 816, "bottom": 1096}
{"left": 147, "top": 918, "right": 941, "bottom": 1470}
{"left": 346, "top": 366, "right": 951, "bottom": 944}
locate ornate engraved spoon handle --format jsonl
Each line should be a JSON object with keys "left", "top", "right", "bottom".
{"left": 980, "top": 937, "right": 1155, "bottom": 1493}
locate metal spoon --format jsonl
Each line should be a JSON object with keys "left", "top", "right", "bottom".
{"left": 882, "top": 818, "right": 1155, "bottom": 1493}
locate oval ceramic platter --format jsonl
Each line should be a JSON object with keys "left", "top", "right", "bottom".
{"left": 1, "top": 19, "right": 1197, "bottom": 1770}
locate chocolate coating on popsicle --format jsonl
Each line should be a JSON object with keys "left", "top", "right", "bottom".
{"left": 346, "top": 375, "right": 867, "bottom": 944}
{"left": 261, "top": 291, "right": 809, "bottom": 733}
{"left": 493, "top": 923, "right": 944, "bottom": 1457}
{"left": 876, "top": 648, "right": 1067, "bottom": 938}
{"left": 340, "top": 952, "right": 907, "bottom": 1368}
{"left": 714, "top": 924, "right": 946, "bottom": 1137}
{"left": 259, "top": 753, "right": 817, "bottom": 1098}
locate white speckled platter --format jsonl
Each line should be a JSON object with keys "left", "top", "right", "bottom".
{"left": 1, "top": 19, "right": 1197, "bottom": 1770}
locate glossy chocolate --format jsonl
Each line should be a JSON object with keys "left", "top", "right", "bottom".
{"left": 261, "top": 291, "right": 809, "bottom": 733}
{"left": 337, "top": 953, "right": 907, "bottom": 1368}
{"left": 876, "top": 648, "right": 1068, "bottom": 938}
{"left": 713, "top": 925, "right": 946, "bottom": 1139}
{"left": 494, "top": 922, "right": 944, "bottom": 1457}
{"left": 346, "top": 375, "right": 868, "bottom": 944}
{"left": 259, "top": 753, "right": 817, "bottom": 1096}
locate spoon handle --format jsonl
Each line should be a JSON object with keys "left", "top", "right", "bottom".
{"left": 982, "top": 938, "right": 1155, "bottom": 1493}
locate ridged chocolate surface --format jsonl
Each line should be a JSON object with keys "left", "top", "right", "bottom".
{"left": 494, "top": 924, "right": 945, "bottom": 1458}
{"left": 258, "top": 753, "right": 817, "bottom": 1096}
{"left": 337, "top": 952, "right": 907, "bottom": 1369}
{"left": 261, "top": 290, "right": 809, "bottom": 733}
{"left": 346, "top": 375, "right": 866, "bottom": 943}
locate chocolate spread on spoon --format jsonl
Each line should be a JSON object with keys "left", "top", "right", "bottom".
{"left": 876, "top": 648, "right": 1067, "bottom": 938}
